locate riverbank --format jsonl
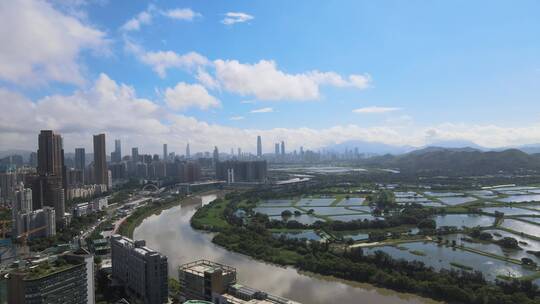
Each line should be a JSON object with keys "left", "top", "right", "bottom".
{"left": 133, "top": 193, "right": 440, "bottom": 304}
{"left": 118, "top": 190, "right": 223, "bottom": 238}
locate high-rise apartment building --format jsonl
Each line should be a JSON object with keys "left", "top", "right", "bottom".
{"left": 256, "top": 135, "right": 262, "bottom": 157}
{"left": 93, "top": 134, "right": 108, "bottom": 187}
{"left": 0, "top": 172, "right": 17, "bottom": 206}
{"left": 75, "top": 148, "right": 86, "bottom": 184}
{"left": 280, "top": 141, "right": 285, "bottom": 155}
{"left": 37, "top": 130, "right": 63, "bottom": 177}
{"left": 111, "top": 235, "right": 168, "bottom": 304}
{"left": 275, "top": 143, "right": 280, "bottom": 156}
{"left": 32, "top": 130, "right": 65, "bottom": 222}
{"left": 75, "top": 148, "right": 85, "bottom": 170}
{"left": 13, "top": 186, "right": 32, "bottom": 214}
{"left": 12, "top": 206, "right": 56, "bottom": 239}
{"left": 132, "top": 147, "right": 139, "bottom": 162}
{"left": 186, "top": 143, "right": 190, "bottom": 159}
{"left": 7, "top": 249, "right": 95, "bottom": 304}
{"left": 215, "top": 160, "right": 267, "bottom": 183}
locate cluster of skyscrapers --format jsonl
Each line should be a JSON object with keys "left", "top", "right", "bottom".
{"left": 108, "top": 142, "right": 202, "bottom": 183}
{"left": 1, "top": 130, "right": 112, "bottom": 241}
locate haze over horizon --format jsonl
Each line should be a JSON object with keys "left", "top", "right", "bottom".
{"left": 2, "top": 0, "right": 540, "bottom": 154}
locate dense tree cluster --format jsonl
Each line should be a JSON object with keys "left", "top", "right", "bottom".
{"left": 211, "top": 225, "right": 539, "bottom": 304}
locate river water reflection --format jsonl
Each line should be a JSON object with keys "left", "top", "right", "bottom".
{"left": 133, "top": 193, "right": 438, "bottom": 304}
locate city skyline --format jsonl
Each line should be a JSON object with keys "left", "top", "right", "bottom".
{"left": 2, "top": 1, "right": 540, "bottom": 154}
{"left": 1, "top": 2, "right": 540, "bottom": 303}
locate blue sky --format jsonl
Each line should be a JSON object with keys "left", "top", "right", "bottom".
{"left": 1, "top": 0, "right": 540, "bottom": 154}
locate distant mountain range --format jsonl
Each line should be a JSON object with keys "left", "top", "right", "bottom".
{"left": 361, "top": 148, "right": 540, "bottom": 175}
{"left": 0, "top": 150, "right": 98, "bottom": 165}
{"left": 322, "top": 140, "right": 416, "bottom": 155}
{"left": 323, "top": 140, "right": 540, "bottom": 155}
{"left": 0, "top": 149, "right": 34, "bottom": 161}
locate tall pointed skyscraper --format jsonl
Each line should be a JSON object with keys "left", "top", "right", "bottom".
{"left": 213, "top": 146, "right": 219, "bottom": 164}
{"left": 163, "top": 144, "right": 168, "bottom": 162}
{"left": 111, "top": 139, "right": 121, "bottom": 163}
{"left": 257, "top": 135, "right": 262, "bottom": 158}
{"left": 93, "top": 134, "right": 108, "bottom": 188}
{"left": 186, "top": 143, "right": 191, "bottom": 159}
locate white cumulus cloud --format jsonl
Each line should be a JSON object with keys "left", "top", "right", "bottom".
{"left": 162, "top": 8, "right": 200, "bottom": 21}
{"left": 213, "top": 59, "right": 371, "bottom": 101}
{"left": 222, "top": 12, "right": 254, "bottom": 25}
{"left": 353, "top": 106, "right": 401, "bottom": 114}
{"left": 0, "top": 0, "right": 108, "bottom": 86}
{"left": 121, "top": 7, "right": 154, "bottom": 31}
{"left": 196, "top": 68, "right": 220, "bottom": 90}
{"left": 5, "top": 75, "right": 539, "bottom": 154}
{"left": 251, "top": 107, "right": 274, "bottom": 113}
{"left": 165, "top": 82, "right": 220, "bottom": 110}
{"left": 140, "top": 51, "right": 209, "bottom": 78}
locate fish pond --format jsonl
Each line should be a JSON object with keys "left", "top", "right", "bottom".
{"left": 363, "top": 242, "right": 536, "bottom": 281}
{"left": 481, "top": 207, "right": 540, "bottom": 216}
{"left": 499, "top": 219, "right": 540, "bottom": 236}
{"left": 434, "top": 214, "right": 494, "bottom": 228}
{"left": 297, "top": 198, "right": 336, "bottom": 206}
{"left": 273, "top": 230, "right": 322, "bottom": 241}
{"left": 338, "top": 197, "right": 366, "bottom": 206}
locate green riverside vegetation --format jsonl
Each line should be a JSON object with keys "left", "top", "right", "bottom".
{"left": 118, "top": 196, "right": 184, "bottom": 238}
{"left": 191, "top": 190, "right": 540, "bottom": 304}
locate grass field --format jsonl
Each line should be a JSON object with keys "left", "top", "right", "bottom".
{"left": 190, "top": 198, "right": 231, "bottom": 231}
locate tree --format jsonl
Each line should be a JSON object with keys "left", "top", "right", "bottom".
{"left": 521, "top": 257, "right": 537, "bottom": 267}
{"left": 281, "top": 210, "right": 293, "bottom": 218}
{"left": 372, "top": 190, "right": 396, "bottom": 209}
{"left": 418, "top": 219, "right": 436, "bottom": 230}
{"left": 479, "top": 232, "right": 493, "bottom": 241}
{"left": 496, "top": 237, "right": 520, "bottom": 249}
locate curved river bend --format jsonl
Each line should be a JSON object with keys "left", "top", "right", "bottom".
{"left": 134, "top": 193, "right": 439, "bottom": 304}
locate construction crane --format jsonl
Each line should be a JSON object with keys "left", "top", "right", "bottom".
{"left": 17, "top": 226, "right": 47, "bottom": 247}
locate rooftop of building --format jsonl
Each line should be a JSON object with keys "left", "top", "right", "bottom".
{"left": 221, "top": 294, "right": 283, "bottom": 304}
{"left": 23, "top": 258, "right": 77, "bottom": 280}
{"left": 10, "top": 249, "right": 91, "bottom": 280}
{"left": 179, "top": 259, "right": 236, "bottom": 277}
{"left": 111, "top": 235, "right": 165, "bottom": 258}
{"left": 89, "top": 238, "right": 109, "bottom": 245}
{"left": 228, "top": 284, "right": 301, "bottom": 304}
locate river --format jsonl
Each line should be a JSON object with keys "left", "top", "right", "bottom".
{"left": 133, "top": 193, "right": 439, "bottom": 304}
